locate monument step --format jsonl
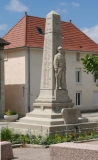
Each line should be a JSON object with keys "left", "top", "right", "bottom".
{"left": 19, "top": 117, "right": 64, "bottom": 125}
{"left": 26, "top": 112, "right": 62, "bottom": 119}
{"left": 8, "top": 121, "right": 97, "bottom": 135}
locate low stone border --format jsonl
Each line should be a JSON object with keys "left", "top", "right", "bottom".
{"left": 25, "top": 144, "right": 49, "bottom": 148}
{"left": 73, "top": 138, "right": 98, "bottom": 143}
{"left": 12, "top": 143, "right": 49, "bottom": 148}
{"left": 12, "top": 144, "right": 23, "bottom": 148}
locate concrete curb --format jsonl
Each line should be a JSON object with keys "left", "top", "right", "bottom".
{"left": 73, "top": 138, "right": 98, "bottom": 143}
{"left": 25, "top": 144, "right": 49, "bottom": 148}
{"left": 12, "top": 144, "right": 23, "bottom": 148}
{"left": 12, "top": 143, "right": 49, "bottom": 148}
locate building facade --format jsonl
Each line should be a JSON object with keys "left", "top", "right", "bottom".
{"left": 0, "top": 38, "right": 10, "bottom": 117}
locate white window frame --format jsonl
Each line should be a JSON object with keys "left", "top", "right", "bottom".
{"left": 76, "top": 91, "right": 82, "bottom": 106}
{"left": 75, "top": 68, "right": 81, "bottom": 83}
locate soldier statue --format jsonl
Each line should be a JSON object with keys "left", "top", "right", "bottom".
{"left": 54, "top": 46, "right": 66, "bottom": 90}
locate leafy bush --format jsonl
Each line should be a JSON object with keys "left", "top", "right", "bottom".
{"left": 1, "top": 128, "right": 98, "bottom": 145}
{"left": 1, "top": 128, "right": 13, "bottom": 141}
{"left": 5, "top": 110, "right": 16, "bottom": 115}
{"left": 81, "top": 54, "right": 98, "bottom": 79}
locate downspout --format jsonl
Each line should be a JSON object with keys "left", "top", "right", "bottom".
{"left": 25, "top": 12, "right": 30, "bottom": 112}
{"left": 27, "top": 47, "right": 30, "bottom": 112}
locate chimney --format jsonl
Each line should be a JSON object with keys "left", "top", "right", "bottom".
{"left": 69, "top": 20, "right": 72, "bottom": 23}
{"left": 25, "top": 12, "right": 27, "bottom": 15}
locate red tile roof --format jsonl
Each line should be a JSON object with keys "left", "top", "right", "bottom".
{"left": 3, "top": 16, "right": 26, "bottom": 49}
{"left": 3, "top": 14, "right": 98, "bottom": 52}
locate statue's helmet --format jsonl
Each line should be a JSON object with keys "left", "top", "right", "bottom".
{"left": 57, "top": 46, "right": 62, "bottom": 50}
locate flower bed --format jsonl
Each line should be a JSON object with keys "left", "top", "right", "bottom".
{"left": 1, "top": 128, "right": 98, "bottom": 145}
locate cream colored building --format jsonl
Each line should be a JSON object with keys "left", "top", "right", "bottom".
{"left": 0, "top": 38, "right": 10, "bottom": 118}
{"left": 3, "top": 13, "right": 98, "bottom": 116}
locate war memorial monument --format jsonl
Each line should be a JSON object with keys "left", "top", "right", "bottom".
{"left": 9, "top": 11, "right": 97, "bottom": 135}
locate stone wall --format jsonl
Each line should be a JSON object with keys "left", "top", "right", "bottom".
{"left": 0, "top": 46, "right": 5, "bottom": 117}
{"left": 50, "top": 142, "right": 98, "bottom": 160}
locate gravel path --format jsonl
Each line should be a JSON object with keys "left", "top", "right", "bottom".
{"left": 12, "top": 147, "right": 50, "bottom": 160}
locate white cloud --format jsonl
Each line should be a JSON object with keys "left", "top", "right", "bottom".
{"left": 56, "top": 8, "right": 67, "bottom": 13}
{"left": 81, "top": 25, "right": 98, "bottom": 44}
{"left": 60, "top": 2, "right": 66, "bottom": 6}
{"left": 5, "top": 0, "right": 28, "bottom": 12}
{"left": 60, "top": 2, "right": 80, "bottom": 7}
{"left": 56, "top": 8, "right": 60, "bottom": 13}
{"left": 0, "top": 24, "right": 7, "bottom": 30}
{"left": 57, "top": 1, "right": 79, "bottom": 14}
{"left": 71, "top": 2, "right": 80, "bottom": 7}
{"left": 62, "top": 9, "right": 67, "bottom": 13}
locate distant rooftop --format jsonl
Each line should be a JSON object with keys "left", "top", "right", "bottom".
{"left": 3, "top": 14, "right": 98, "bottom": 52}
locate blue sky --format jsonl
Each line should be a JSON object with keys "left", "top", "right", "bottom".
{"left": 0, "top": 0, "right": 98, "bottom": 43}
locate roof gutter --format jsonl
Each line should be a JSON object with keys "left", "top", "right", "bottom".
{"left": 64, "top": 49, "right": 98, "bottom": 54}
{"left": 4, "top": 46, "right": 98, "bottom": 54}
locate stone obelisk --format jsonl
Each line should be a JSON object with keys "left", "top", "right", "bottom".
{"left": 34, "top": 10, "right": 73, "bottom": 107}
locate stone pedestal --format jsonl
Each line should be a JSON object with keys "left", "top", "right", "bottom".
{"left": 61, "top": 108, "right": 80, "bottom": 124}
{"left": 1, "top": 141, "right": 14, "bottom": 160}
{"left": 34, "top": 90, "right": 74, "bottom": 113}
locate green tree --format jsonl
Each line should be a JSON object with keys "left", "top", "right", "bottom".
{"left": 81, "top": 54, "right": 98, "bottom": 79}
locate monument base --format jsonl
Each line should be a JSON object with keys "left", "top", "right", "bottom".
{"left": 35, "top": 89, "right": 73, "bottom": 104}
{"left": 9, "top": 121, "right": 97, "bottom": 136}
{"left": 8, "top": 107, "right": 97, "bottom": 136}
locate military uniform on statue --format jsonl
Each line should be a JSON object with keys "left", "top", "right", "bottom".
{"left": 54, "top": 46, "right": 66, "bottom": 90}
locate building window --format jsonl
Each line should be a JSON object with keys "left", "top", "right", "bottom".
{"left": 93, "top": 91, "right": 98, "bottom": 106}
{"left": 76, "top": 52, "right": 80, "bottom": 61}
{"left": 75, "top": 68, "right": 81, "bottom": 83}
{"left": 36, "top": 27, "right": 44, "bottom": 34}
{"left": 93, "top": 74, "right": 98, "bottom": 83}
{"left": 93, "top": 75, "right": 97, "bottom": 83}
{"left": 76, "top": 91, "right": 82, "bottom": 106}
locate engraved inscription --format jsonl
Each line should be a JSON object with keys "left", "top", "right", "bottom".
{"left": 43, "top": 35, "right": 52, "bottom": 88}
{"left": 53, "top": 16, "right": 60, "bottom": 32}
{"left": 46, "top": 16, "right": 52, "bottom": 32}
